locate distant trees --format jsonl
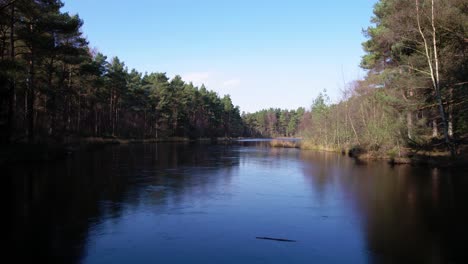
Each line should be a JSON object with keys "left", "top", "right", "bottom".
{"left": 242, "top": 108, "right": 304, "bottom": 138}
{"left": 0, "top": 0, "right": 244, "bottom": 143}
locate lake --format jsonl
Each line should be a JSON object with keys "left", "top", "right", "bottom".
{"left": 6, "top": 140, "right": 468, "bottom": 263}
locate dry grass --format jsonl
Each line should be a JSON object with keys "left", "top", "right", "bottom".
{"left": 298, "top": 140, "right": 342, "bottom": 153}
{"left": 270, "top": 140, "right": 300, "bottom": 148}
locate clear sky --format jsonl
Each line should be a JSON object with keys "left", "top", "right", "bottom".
{"left": 61, "top": 0, "right": 376, "bottom": 113}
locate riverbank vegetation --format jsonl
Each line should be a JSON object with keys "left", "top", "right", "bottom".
{"left": 269, "top": 139, "right": 299, "bottom": 148}
{"left": 0, "top": 0, "right": 243, "bottom": 145}
{"left": 1, "top": 0, "right": 467, "bottom": 164}
{"left": 298, "top": 0, "right": 467, "bottom": 160}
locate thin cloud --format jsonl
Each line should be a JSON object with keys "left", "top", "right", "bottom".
{"left": 223, "top": 79, "right": 241, "bottom": 87}
{"left": 182, "top": 72, "right": 212, "bottom": 86}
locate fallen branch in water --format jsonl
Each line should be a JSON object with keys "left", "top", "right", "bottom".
{"left": 256, "top": 236, "right": 296, "bottom": 242}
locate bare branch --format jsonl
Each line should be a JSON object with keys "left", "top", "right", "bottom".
{"left": 431, "top": 0, "right": 440, "bottom": 90}
{"left": 0, "top": 0, "right": 18, "bottom": 12}
{"left": 416, "top": 0, "right": 437, "bottom": 92}
{"left": 401, "top": 64, "right": 431, "bottom": 76}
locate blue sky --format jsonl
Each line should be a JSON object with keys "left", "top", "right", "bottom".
{"left": 62, "top": 0, "right": 376, "bottom": 113}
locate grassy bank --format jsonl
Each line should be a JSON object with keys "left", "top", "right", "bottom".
{"left": 269, "top": 139, "right": 300, "bottom": 148}
{"left": 269, "top": 139, "right": 468, "bottom": 167}
{"left": 271, "top": 139, "right": 345, "bottom": 153}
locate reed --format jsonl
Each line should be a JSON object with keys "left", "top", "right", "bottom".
{"left": 270, "top": 140, "right": 299, "bottom": 148}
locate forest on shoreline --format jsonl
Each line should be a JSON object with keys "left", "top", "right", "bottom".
{"left": 1, "top": 0, "right": 467, "bottom": 160}
{"left": 0, "top": 0, "right": 248, "bottom": 143}
{"left": 297, "top": 0, "right": 467, "bottom": 158}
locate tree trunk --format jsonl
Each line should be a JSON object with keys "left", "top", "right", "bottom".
{"left": 66, "top": 66, "right": 72, "bottom": 132}
{"left": 6, "top": 3, "right": 15, "bottom": 143}
{"left": 448, "top": 112, "right": 453, "bottom": 138}
{"left": 77, "top": 92, "right": 81, "bottom": 133}
{"left": 94, "top": 105, "right": 98, "bottom": 136}
{"left": 448, "top": 87, "right": 453, "bottom": 138}
{"left": 416, "top": 0, "right": 454, "bottom": 155}
{"left": 27, "top": 50, "right": 35, "bottom": 143}
{"left": 407, "top": 111, "right": 413, "bottom": 140}
{"left": 115, "top": 99, "right": 119, "bottom": 136}
{"left": 347, "top": 110, "right": 360, "bottom": 145}
{"left": 109, "top": 88, "right": 113, "bottom": 136}
{"left": 47, "top": 60, "right": 55, "bottom": 136}
{"left": 432, "top": 118, "right": 438, "bottom": 138}
{"left": 143, "top": 109, "right": 146, "bottom": 139}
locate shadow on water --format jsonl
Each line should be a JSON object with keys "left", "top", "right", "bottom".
{"left": 299, "top": 150, "right": 468, "bottom": 263}
{"left": 5, "top": 141, "right": 468, "bottom": 263}
{"left": 6, "top": 143, "right": 240, "bottom": 264}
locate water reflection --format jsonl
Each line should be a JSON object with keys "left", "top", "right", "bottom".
{"left": 6, "top": 141, "right": 468, "bottom": 263}
{"left": 299, "top": 150, "right": 468, "bottom": 263}
{"left": 7, "top": 143, "right": 240, "bottom": 263}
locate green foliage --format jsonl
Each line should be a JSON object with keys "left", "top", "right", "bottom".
{"left": 349, "top": 0, "right": 468, "bottom": 154}
{"left": 0, "top": 1, "right": 244, "bottom": 141}
{"left": 242, "top": 108, "right": 303, "bottom": 138}
{"left": 299, "top": 82, "right": 406, "bottom": 153}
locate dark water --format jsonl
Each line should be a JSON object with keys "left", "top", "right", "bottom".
{"left": 6, "top": 141, "right": 468, "bottom": 263}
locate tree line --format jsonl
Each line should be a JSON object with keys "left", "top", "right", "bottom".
{"left": 2, "top": 0, "right": 466, "bottom": 149}
{"left": 299, "top": 0, "right": 467, "bottom": 156}
{"left": 0, "top": 0, "right": 244, "bottom": 144}
{"left": 242, "top": 108, "right": 305, "bottom": 138}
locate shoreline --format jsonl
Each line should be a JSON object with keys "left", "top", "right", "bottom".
{"left": 0, "top": 136, "right": 243, "bottom": 166}
{"left": 2, "top": 137, "right": 466, "bottom": 168}
{"left": 270, "top": 139, "right": 468, "bottom": 168}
